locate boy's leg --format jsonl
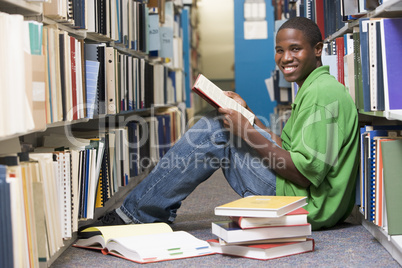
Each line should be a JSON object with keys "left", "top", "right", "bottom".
{"left": 118, "top": 112, "right": 278, "bottom": 224}
{"left": 221, "top": 124, "right": 278, "bottom": 198}
{"left": 119, "top": 113, "right": 229, "bottom": 223}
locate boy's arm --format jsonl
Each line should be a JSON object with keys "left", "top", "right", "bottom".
{"left": 251, "top": 112, "right": 283, "bottom": 147}
{"left": 242, "top": 125, "right": 310, "bottom": 188}
{"left": 219, "top": 106, "right": 310, "bottom": 188}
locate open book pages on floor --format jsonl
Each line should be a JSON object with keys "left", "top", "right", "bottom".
{"left": 74, "top": 223, "right": 214, "bottom": 263}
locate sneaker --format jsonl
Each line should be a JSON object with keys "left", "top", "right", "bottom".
{"left": 77, "top": 210, "right": 127, "bottom": 238}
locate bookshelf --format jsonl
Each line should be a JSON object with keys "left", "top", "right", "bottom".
{"left": 271, "top": 0, "right": 402, "bottom": 265}
{"left": 0, "top": 0, "right": 197, "bottom": 267}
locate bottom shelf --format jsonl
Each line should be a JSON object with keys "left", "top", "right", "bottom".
{"left": 353, "top": 207, "right": 402, "bottom": 266}
{"left": 41, "top": 169, "right": 151, "bottom": 267}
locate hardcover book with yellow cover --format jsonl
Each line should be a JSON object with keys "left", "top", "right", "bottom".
{"left": 214, "top": 196, "right": 307, "bottom": 218}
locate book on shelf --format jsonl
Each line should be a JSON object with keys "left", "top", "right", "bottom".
{"left": 211, "top": 221, "right": 312, "bottom": 244}
{"left": 321, "top": 41, "right": 338, "bottom": 79}
{"left": 353, "top": 26, "right": 365, "bottom": 111}
{"left": 192, "top": 74, "right": 255, "bottom": 125}
{"left": 43, "top": 0, "right": 69, "bottom": 21}
{"left": 381, "top": 139, "right": 402, "bottom": 235}
{"left": 214, "top": 195, "right": 307, "bottom": 218}
{"left": 315, "top": 0, "right": 325, "bottom": 38}
{"left": 374, "top": 137, "right": 400, "bottom": 228}
{"left": 340, "top": 0, "right": 361, "bottom": 20}
{"left": 230, "top": 207, "right": 309, "bottom": 229}
{"left": 0, "top": 164, "right": 14, "bottom": 268}
{"left": 358, "top": 125, "right": 402, "bottom": 222}
{"left": 208, "top": 238, "right": 314, "bottom": 260}
{"left": 380, "top": 18, "right": 402, "bottom": 115}
{"left": 26, "top": 21, "right": 47, "bottom": 133}
{"left": 29, "top": 153, "right": 65, "bottom": 257}
{"left": 335, "top": 36, "right": 345, "bottom": 86}
{"left": 74, "top": 223, "right": 214, "bottom": 263}
{"left": 0, "top": 13, "right": 36, "bottom": 138}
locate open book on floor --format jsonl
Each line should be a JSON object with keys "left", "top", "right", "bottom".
{"left": 192, "top": 74, "right": 255, "bottom": 125}
{"left": 74, "top": 223, "right": 214, "bottom": 263}
{"left": 208, "top": 238, "right": 315, "bottom": 260}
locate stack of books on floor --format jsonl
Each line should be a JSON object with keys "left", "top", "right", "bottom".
{"left": 208, "top": 195, "right": 315, "bottom": 260}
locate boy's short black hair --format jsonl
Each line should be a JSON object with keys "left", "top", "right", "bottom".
{"left": 278, "top": 17, "right": 322, "bottom": 48}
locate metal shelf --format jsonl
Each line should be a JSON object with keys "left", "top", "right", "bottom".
{"left": 324, "top": 0, "right": 402, "bottom": 42}
{"left": 0, "top": 0, "right": 42, "bottom": 15}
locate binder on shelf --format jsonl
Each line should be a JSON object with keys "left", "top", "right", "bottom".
{"left": 56, "top": 151, "right": 73, "bottom": 239}
{"left": 367, "top": 129, "right": 388, "bottom": 222}
{"left": 97, "top": 45, "right": 107, "bottom": 115}
{"left": 359, "top": 126, "right": 387, "bottom": 219}
{"left": 359, "top": 18, "right": 372, "bottom": 112}
{"left": 84, "top": 43, "right": 102, "bottom": 119}
{"left": 105, "top": 47, "right": 116, "bottom": 114}
{"left": 368, "top": 19, "right": 384, "bottom": 111}
{"left": 100, "top": 134, "right": 111, "bottom": 205}
{"left": 380, "top": 18, "right": 402, "bottom": 114}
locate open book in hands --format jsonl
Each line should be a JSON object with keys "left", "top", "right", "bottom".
{"left": 192, "top": 74, "right": 255, "bottom": 125}
{"left": 74, "top": 223, "right": 213, "bottom": 263}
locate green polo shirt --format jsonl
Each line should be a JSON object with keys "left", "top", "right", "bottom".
{"left": 276, "top": 66, "right": 359, "bottom": 230}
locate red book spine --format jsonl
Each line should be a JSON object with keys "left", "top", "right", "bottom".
{"left": 336, "top": 36, "right": 345, "bottom": 85}
{"left": 315, "top": 0, "right": 325, "bottom": 39}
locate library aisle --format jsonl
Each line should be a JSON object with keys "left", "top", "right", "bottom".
{"left": 2, "top": 0, "right": 402, "bottom": 267}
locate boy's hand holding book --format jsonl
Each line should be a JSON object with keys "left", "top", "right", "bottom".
{"left": 223, "top": 91, "right": 248, "bottom": 109}
{"left": 192, "top": 74, "right": 255, "bottom": 125}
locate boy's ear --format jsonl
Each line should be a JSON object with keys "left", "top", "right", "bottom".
{"left": 314, "top": 42, "right": 324, "bottom": 57}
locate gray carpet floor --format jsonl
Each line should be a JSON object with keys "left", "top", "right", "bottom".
{"left": 51, "top": 169, "right": 401, "bottom": 267}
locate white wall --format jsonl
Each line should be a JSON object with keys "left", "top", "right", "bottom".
{"left": 197, "top": 0, "right": 234, "bottom": 80}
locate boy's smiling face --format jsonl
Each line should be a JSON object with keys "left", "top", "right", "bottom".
{"left": 275, "top": 28, "right": 322, "bottom": 88}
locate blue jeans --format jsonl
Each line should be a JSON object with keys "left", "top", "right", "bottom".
{"left": 117, "top": 112, "right": 278, "bottom": 224}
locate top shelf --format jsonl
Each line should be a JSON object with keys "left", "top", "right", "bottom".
{"left": 0, "top": 0, "right": 42, "bottom": 16}
{"left": 324, "top": 0, "right": 402, "bottom": 42}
